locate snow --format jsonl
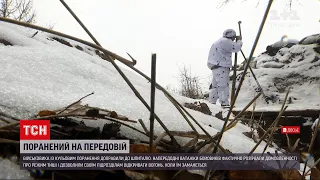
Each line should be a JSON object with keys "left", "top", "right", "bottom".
{"left": 235, "top": 37, "right": 320, "bottom": 111}
{"left": 299, "top": 34, "right": 320, "bottom": 45}
{"left": 0, "top": 157, "right": 31, "bottom": 179}
{"left": 299, "top": 163, "right": 311, "bottom": 180}
{"left": 0, "top": 22, "right": 281, "bottom": 177}
{"left": 312, "top": 118, "right": 319, "bottom": 130}
{"left": 303, "top": 119, "right": 314, "bottom": 126}
{"left": 272, "top": 39, "right": 299, "bottom": 48}
{"left": 256, "top": 44, "right": 319, "bottom": 69}
{"left": 299, "top": 152, "right": 315, "bottom": 180}
{"left": 0, "top": 21, "right": 271, "bottom": 151}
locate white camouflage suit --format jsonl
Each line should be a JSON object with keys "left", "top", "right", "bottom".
{"left": 207, "top": 29, "right": 243, "bottom": 106}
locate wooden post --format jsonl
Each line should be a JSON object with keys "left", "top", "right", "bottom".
{"left": 150, "top": 54, "right": 156, "bottom": 152}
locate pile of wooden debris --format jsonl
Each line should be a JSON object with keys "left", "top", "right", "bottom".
{"left": 1, "top": 95, "right": 317, "bottom": 180}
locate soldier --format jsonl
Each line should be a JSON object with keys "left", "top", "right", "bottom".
{"left": 207, "top": 29, "right": 243, "bottom": 107}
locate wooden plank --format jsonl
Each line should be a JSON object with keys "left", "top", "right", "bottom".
{"left": 232, "top": 109, "right": 320, "bottom": 119}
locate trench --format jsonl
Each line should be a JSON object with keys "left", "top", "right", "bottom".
{"left": 232, "top": 109, "right": 320, "bottom": 165}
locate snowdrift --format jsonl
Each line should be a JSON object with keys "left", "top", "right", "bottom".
{"left": 235, "top": 34, "right": 320, "bottom": 111}
{"left": 1, "top": 21, "right": 317, "bottom": 179}
{"left": 0, "top": 20, "right": 279, "bottom": 158}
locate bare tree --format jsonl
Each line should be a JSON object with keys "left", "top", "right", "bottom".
{"left": 177, "top": 65, "right": 204, "bottom": 99}
{"left": 165, "top": 84, "right": 179, "bottom": 94}
{"left": 0, "top": 0, "right": 36, "bottom": 24}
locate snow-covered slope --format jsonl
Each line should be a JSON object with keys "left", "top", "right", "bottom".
{"left": 0, "top": 21, "right": 279, "bottom": 155}
{"left": 235, "top": 34, "right": 320, "bottom": 111}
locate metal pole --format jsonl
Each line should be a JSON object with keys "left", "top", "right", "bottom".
{"left": 238, "top": 20, "right": 268, "bottom": 104}
{"left": 238, "top": 21, "right": 242, "bottom": 37}
{"left": 230, "top": 21, "right": 242, "bottom": 103}
{"left": 231, "top": 21, "right": 242, "bottom": 103}
{"left": 212, "top": 0, "right": 274, "bottom": 153}
{"left": 60, "top": 0, "right": 101, "bottom": 46}
{"left": 233, "top": 0, "right": 273, "bottom": 106}
{"left": 194, "top": 92, "right": 261, "bottom": 152}
{"left": 150, "top": 54, "right": 156, "bottom": 152}
{"left": 240, "top": 50, "right": 269, "bottom": 104}
{"left": 0, "top": 17, "right": 136, "bottom": 66}
{"left": 58, "top": 0, "right": 179, "bottom": 147}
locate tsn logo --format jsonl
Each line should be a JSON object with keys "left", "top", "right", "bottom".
{"left": 20, "top": 120, "right": 50, "bottom": 140}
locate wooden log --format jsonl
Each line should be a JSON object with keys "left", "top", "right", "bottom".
{"left": 0, "top": 17, "right": 136, "bottom": 66}
{"left": 232, "top": 109, "right": 320, "bottom": 119}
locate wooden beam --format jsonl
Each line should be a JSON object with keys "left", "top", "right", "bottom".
{"left": 232, "top": 109, "right": 320, "bottom": 119}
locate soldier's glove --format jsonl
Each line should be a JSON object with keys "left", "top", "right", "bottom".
{"left": 236, "top": 36, "right": 242, "bottom": 41}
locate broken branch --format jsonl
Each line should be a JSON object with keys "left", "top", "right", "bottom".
{"left": 57, "top": 92, "right": 94, "bottom": 115}
{"left": 249, "top": 106, "right": 288, "bottom": 155}
{"left": 308, "top": 114, "right": 320, "bottom": 152}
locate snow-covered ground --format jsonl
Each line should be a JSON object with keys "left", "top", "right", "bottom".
{"left": 0, "top": 22, "right": 282, "bottom": 178}
{"left": 0, "top": 157, "right": 31, "bottom": 179}
{"left": 234, "top": 34, "right": 320, "bottom": 112}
